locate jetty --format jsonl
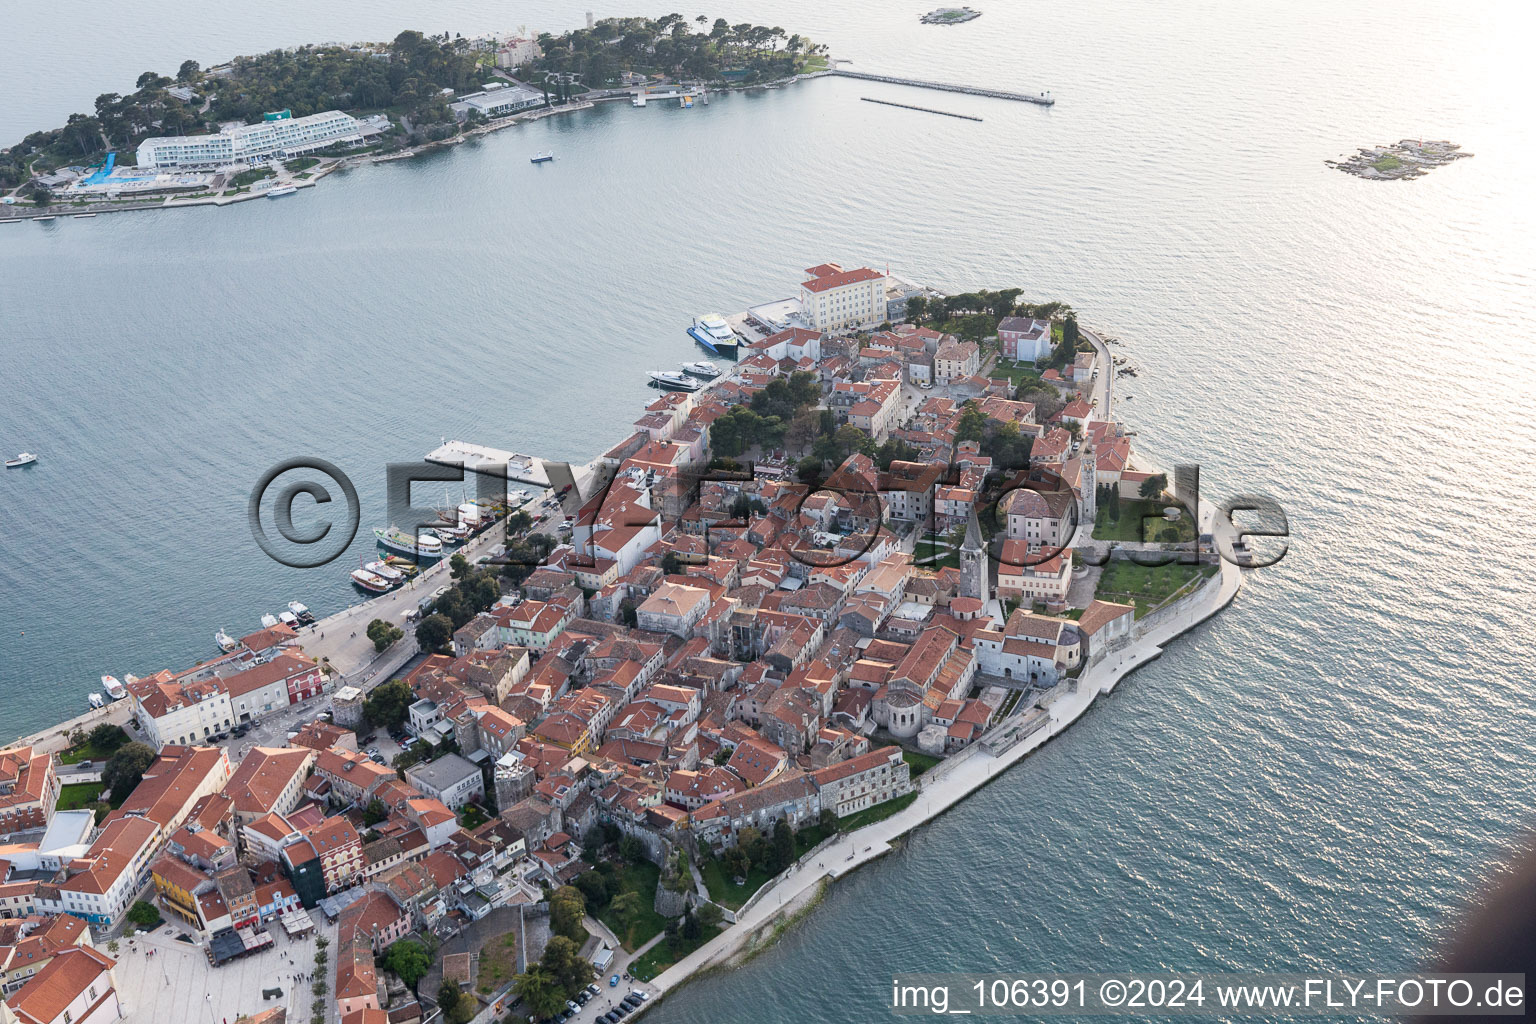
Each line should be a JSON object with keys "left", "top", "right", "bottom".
{"left": 829, "top": 68, "right": 1053, "bottom": 106}
{"left": 860, "top": 97, "right": 982, "bottom": 121}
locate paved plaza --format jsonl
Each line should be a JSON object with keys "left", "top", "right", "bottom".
{"left": 116, "top": 913, "right": 336, "bottom": 1024}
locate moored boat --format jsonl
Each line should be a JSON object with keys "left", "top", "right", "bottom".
{"left": 88, "top": 693, "right": 105, "bottom": 709}
{"left": 350, "top": 568, "right": 393, "bottom": 593}
{"left": 682, "top": 360, "right": 721, "bottom": 379}
{"left": 687, "top": 314, "right": 739, "bottom": 357}
{"left": 374, "top": 526, "right": 444, "bottom": 559}
{"left": 363, "top": 560, "right": 406, "bottom": 583}
{"left": 530, "top": 151, "right": 554, "bottom": 163}
{"left": 649, "top": 370, "right": 703, "bottom": 392}
{"left": 287, "top": 601, "right": 316, "bottom": 625}
{"left": 101, "top": 675, "right": 127, "bottom": 701}
{"left": 260, "top": 613, "right": 279, "bottom": 628}
{"left": 267, "top": 186, "right": 298, "bottom": 198}
{"left": 278, "top": 611, "right": 299, "bottom": 629}
{"left": 215, "top": 629, "right": 239, "bottom": 652}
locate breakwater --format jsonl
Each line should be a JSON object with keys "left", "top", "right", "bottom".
{"left": 829, "top": 69, "right": 1053, "bottom": 105}
{"left": 859, "top": 97, "right": 982, "bottom": 121}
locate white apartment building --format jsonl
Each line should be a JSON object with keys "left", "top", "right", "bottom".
{"left": 136, "top": 110, "right": 377, "bottom": 168}
{"left": 36, "top": 817, "right": 160, "bottom": 928}
{"left": 798, "top": 263, "right": 890, "bottom": 332}
{"left": 132, "top": 676, "right": 233, "bottom": 749}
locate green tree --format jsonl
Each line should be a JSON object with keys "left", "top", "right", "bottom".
{"left": 32, "top": 185, "right": 53, "bottom": 208}
{"left": 513, "top": 966, "right": 566, "bottom": 1018}
{"left": 721, "top": 845, "right": 749, "bottom": 879}
{"left": 177, "top": 59, "right": 200, "bottom": 82}
{"left": 609, "top": 890, "right": 642, "bottom": 936}
{"left": 414, "top": 612, "right": 454, "bottom": 652}
{"left": 696, "top": 901, "right": 723, "bottom": 930}
{"left": 126, "top": 900, "right": 160, "bottom": 927}
{"left": 362, "top": 678, "right": 415, "bottom": 729}
{"left": 87, "top": 723, "right": 128, "bottom": 754}
{"left": 549, "top": 884, "right": 587, "bottom": 943}
{"left": 539, "top": 934, "right": 594, "bottom": 996}
{"left": 618, "top": 834, "right": 645, "bottom": 864}
{"left": 366, "top": 617, "right": 403, "bottom": 653}
{"left": 362, "top": 798, "right": 389, "bottom": 826}
{"left": 102, "top": 742, "right": 157, "bottom": 803}
{"left": 574, "top": 870, "right": 609, "bottom": 908}
{"left": 1139, "top": 473, "right": 1168, "bottom": 500}
{"left": 382, "top": 938, "right": 432, "bottom": 988}
{"left": 771, "top": 820, "right": 794, "bottom": 872}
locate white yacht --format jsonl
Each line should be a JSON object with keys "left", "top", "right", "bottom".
{"left": 88, "top": 693, "right": 105, "bottom": 709}
{"left": 682, "top": 360, "right": 721, "bottom": 379}
{"left": 5, "top": 453, "right": 38, "bottom": 468}
{"left": 100, "top": 675, "right": 128, "bottom": 701}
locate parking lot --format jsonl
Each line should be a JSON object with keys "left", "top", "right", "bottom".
{"left": 116, "top": 913, "right": 334, "bottom": 1024}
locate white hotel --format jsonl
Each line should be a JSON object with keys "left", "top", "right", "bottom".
{"left": 798, "top": 263, "right": 891, "bottom": 332}
{"left": 135, "top": 109, "right": 379, "bottom": 169}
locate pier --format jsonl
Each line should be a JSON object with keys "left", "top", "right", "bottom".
{"left": 829, "top": 69, "right": 1053, "bottom": 106}
{"left": 860, "top": 97, "right": 982, "bottom": 121}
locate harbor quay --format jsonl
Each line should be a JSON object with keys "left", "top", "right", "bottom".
{"left": 0, "top": 259, "right": 1239, "bottom": 1024}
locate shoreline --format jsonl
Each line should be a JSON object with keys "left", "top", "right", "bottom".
{"left": 639, "top": 522, "right": 1241, "bottom": 1006}
{"left": 0, "top": 74, "right": 819, "bottom": 224}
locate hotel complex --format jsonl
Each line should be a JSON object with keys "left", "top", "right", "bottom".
{"left": 798, "top": 263, "right": 891, "bottom": 332}
{"left": 135, "top": 110, "right": 381, "bottom": 169}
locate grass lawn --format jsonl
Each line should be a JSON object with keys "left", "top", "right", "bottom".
{"left": 56, "top": 781, "right": 105, "bottom": 810}
{"left": 912, "top": 538, "right": 958, "bottom": 568}
{"left": 1095, "top": 558, "right": 1215, "bottom": 618}
{"left": 1372, "top": 154, "right": 1403, "bottom": 172}
{"left": 628, "top": 924, "right": 723, "bottom": 981}
{"left": 698, "top": 854, "right": 773, "bottom": 911}
{"left": 899, "top": 750, "right": 943, "bottom": 777}
{"left": 991, "top": 358, "right": 1047, "bottom": 389}
{"left": 593, "top": 861, "right": 668, "bottom": 950}
{"left": 476, "top": 930, "right": 521, "bottom": 995}
{"left": 1093, "top": 498, "right": 1196, "bottom": 544}
{"left": 838, "top": 792, "right": 918, "bottom": 831}
{"left": 459, "top": 803, "right": 490, "bottom": 829}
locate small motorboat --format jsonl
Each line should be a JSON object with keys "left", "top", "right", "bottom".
{"left": 88, "top": 693, "right": 105, "bottom": 710}
{"left": 215, "top": 629, "right": 239, "bottom": 652}
{"left": 260, "top": 613, "right": 279, "bottom": 628}
{"left": 287, "top": 601, "right": 316, "bottom": 625}
{"left": 5, "top": 453, "right": 38, "bottom": 468}
{"left": 101, "top": 675, "right": 128, "bottom": 701}
{"left": 530, "top": 151, "right": 554, "bottom": 163}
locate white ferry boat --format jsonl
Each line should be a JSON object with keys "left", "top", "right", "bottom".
{"left": 374, "top": 526, "right": 444, "bottom": 559}
{"left": 649, "top": 370, "right": 703, "bottom": 392}
{"left": 266, "top": 186, "right": 298, "bottom": 198}
{"left": 101, "top": 675, "right": 127, "bottom": 701}
{"left": 686, "top": 314, "right": 740, "bottom": 357}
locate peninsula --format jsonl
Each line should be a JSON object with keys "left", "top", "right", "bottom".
{"left": 0, "top": 15, "right": 827, "bottom": 217}
{"left": 0, "top": 262, "right": 1240, "bottom": 1024}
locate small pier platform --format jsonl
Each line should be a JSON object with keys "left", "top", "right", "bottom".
{"left": 830, "top": 69, "right": 1053, "bottom": 106}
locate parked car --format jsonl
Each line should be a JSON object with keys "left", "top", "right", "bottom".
{"left": 610, "top": 975, "right": 620, "bottom": 987}
{"left": 631, "top": 990, "right": 650, "bottom": 1001}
